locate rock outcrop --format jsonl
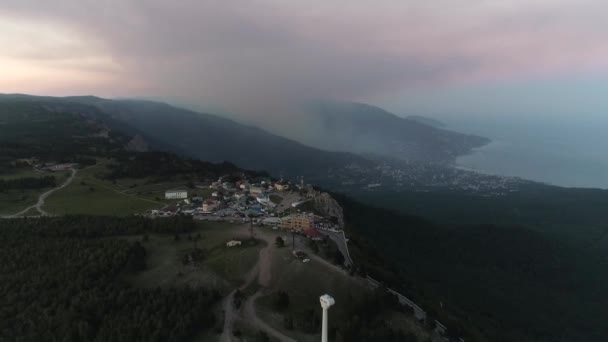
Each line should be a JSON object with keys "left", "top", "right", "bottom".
{"left": 312, "top": 192, "right": 344, "bottom": 228}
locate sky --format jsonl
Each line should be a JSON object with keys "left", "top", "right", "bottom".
{"left": 1, "top": 0, "right": 608, "bottom": 120}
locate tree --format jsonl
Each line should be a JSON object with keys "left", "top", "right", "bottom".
{"left": 308, "top": 240, "right": 319, "bottom": 254}
{"left": 283, "top": 316, "right": 294, "bottom": 330}
{"left": 193, "top": 234, "right": 201, "bottom": 249}
{"left": 332, "top": 248, "right": 345, "bottom": 265}
{"left": 0, "top": 216, "right": 219, "bottom": 342}
{"left": 334, "top": 330, "right": 345, "bottom": 342}
{"left": 273, "top": 291, "right": 290, "bottom": 310}
{"left": 234, "top": 289, "right": 244, "bottom": 309}
{"left": 425, "top": 316, "right": 437, "bottom": 331}
{"left": 255, "top": 331, "right": 270, "bottom": 342}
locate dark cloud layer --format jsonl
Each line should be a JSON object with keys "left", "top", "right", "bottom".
{"left": 2, "top": 0, "right": 608, "bottom": 113}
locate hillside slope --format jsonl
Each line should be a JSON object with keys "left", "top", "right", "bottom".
{"left": 0, "top": 98, "right": 436, "bottom": 341}
{"left": 46, "top": 96, "right": 376, "bottom": 184}
{"left": 5, "top": 94, "right": 608, "bottom": 341}
{"left": 293, "top": 101, "right": 489, "bottom": 163}
{"left": 338, "top": 194, "right": 608, "bottom": 342}
{"left": 0, "top": 94, "right": 514, "bottom": 195}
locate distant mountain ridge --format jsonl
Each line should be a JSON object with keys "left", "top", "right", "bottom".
{"left": 157, "top": 98, "right": 488, "bottom": 164}
{"left": 406, "top": 115, "right": 446, "bottom": 128}
{"left": 0, "top": 94, "right": 508, "bottom": 194}
{"left": 0, "top": 95, "right": 377, "bottom": 186}
{"left": 296, "top": 101, "right": 490, "bottom": 163}
{"left": 5, "top": 93, "right": 608, "bottom": 342}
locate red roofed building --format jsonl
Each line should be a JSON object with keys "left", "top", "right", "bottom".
{"left": 304, "top": 228, "right": 323, "bottom": 240}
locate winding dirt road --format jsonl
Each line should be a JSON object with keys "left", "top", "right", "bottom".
{"left": 243, "top": 291, "right": 297, "bottom": 342}
{"left": 2, "top": 168, "right": 77, "bottom": 218}
{"left": 220, "top": 227, "right": 296, "bottom": 342}
{"left": 220, "top": 261, "right": 260, "bottom": 342}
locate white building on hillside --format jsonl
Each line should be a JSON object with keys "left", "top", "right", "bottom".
{"left": 250, "top": 186, "right": 264, "bottom": 195}
{"left": 165, "top": 189, "right": 188, "bottom": 199}
{"left": 256, "top": 194, "right": 270, "bottom": 205}
{"left": 226, "top": 240, "right": 242, "bottom": 247}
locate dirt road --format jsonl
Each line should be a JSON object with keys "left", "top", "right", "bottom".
{"left": 244, "top": 291, "right": 297, "bottom": 342}
{"left": 3, "top": 168, "right": 77, "bottom": 218}
{"left": 220, "top": 257, "right": 260, "bottom": 342}
{"left": 220, "top": 226, "right": 296, "bottom": 342}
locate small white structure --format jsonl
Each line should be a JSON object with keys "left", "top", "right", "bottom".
{"left": 291, "top": 200, "right": 307, "bottom": 208}
{"left": 226, "top": 240, "right": 242, "bottom": 247}
{"left": 249, "top": 186, "right": 264, "bottom": 195}
{"left": 165, "top": 190, "right": 188, "bottom": 200}
{"left": 49, "top": 163, "right": 78, "bottom": 171}
{"left": 256, "top": 194, "right": 271, "bottom": 205}
{"left": 320, "top": 294, "right": 335, "bottom": 342}
{"left": 275, "top": 183, "right": 289, "bottom": 191}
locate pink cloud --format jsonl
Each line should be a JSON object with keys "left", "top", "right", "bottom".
{"left": 1, "top": 0, "right": 607, "bottom": 101}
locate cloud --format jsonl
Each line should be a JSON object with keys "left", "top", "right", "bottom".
{"left": 1, "top": 0, "right": 608, "bottom": 106}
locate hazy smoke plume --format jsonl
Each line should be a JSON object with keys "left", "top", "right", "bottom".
{"left": 2, "top": 0, "right": 608, "bottom": 123}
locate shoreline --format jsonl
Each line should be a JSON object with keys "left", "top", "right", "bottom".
{"left": 454, "top": 140, "right": 608, "bottom": 190}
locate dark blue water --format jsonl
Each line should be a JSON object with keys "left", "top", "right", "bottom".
{"left": 447, "top": 117, "right": 608, "bottom": 189}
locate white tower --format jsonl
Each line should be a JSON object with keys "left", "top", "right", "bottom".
{"left": 320, "top": 294, "right": 335, "bottom": 342}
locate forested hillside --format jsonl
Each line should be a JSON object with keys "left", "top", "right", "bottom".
{"left": 337, "top": 195, "right": 608, "bottom": 342}
{"left": 0, "top": 99, "right": 123, "bottom": 169}
{"left": 0, "top": 216, "right": 218, "bottom": 342}
{"left": 65, "top": 96, "right": 377, "bottom": 181}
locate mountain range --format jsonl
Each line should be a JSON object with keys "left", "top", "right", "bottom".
{"left": 1, "top": 94, "right": 492, "bottom": 191}
{"left": 4, "top": 93, "right": 608, "bottom": 342}
{"left": 294, "top": 101, "right": 489, "bottom": 163}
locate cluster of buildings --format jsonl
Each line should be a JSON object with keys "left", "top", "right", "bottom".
{"left": 151, "top": 175, "right": 342, "bottom": 235}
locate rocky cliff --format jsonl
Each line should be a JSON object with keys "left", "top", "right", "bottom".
{"left": 312, "top": 191, "right": 344, "bottom": 228}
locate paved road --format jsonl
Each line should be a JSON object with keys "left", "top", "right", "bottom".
{"left": 319, "top": 229, "right": 353, "bottom": 267}
{"left": 3, "top": 168, "right": 77, "bottom": 218}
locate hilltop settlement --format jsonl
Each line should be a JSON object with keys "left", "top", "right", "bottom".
{"left": 152, "top": 176, "right": 343, "bottom": 235}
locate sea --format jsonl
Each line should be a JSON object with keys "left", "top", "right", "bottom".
{"left": 447, "top": 117, "right": 608, "bottom": 189}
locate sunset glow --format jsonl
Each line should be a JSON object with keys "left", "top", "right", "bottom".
{"left": 1, "top": 0, "right": 607, "bottom": 115}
